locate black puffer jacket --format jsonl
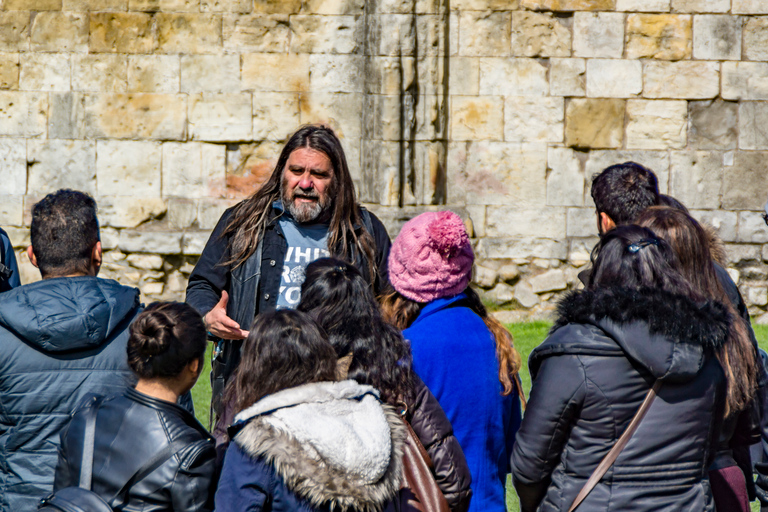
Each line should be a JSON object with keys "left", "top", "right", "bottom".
{"left": 54, "top": 388, "right": 217, "bottom": 512}
{"left": 511, "top": 287, "right": 728, "bottom": 512}
{"left": 407, "top": 374, "right": 472, "bottom": 512}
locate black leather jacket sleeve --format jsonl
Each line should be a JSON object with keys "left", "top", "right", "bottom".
{"left": 171, "top": 441, "right": 217, "bottom": 512}
{"left": 511, "top": 355, "right": 587, "bottom": 512}
{"left": 407, "top": 374, "right": 472, "bottom": 512}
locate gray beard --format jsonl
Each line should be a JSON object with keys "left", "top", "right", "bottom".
{"left": 286, "top": 197, "right": 324, "bottom": 223}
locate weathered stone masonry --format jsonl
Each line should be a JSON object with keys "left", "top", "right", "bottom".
{"left": 1, "top": 0, "right": 768, "bottom": 321}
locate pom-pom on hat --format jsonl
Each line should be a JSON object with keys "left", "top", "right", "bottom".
{"left": 388, "top": 211, "right": 474, "bottom": 303}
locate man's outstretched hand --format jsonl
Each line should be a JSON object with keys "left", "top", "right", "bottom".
{"left": 203, "top": 291, "right": 249, "bottom": 340}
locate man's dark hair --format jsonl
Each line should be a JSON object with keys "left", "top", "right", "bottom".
{"left": 591, "top": 162, "right": 660, "bottom": 226}
{"left": 30, "top": 189, "right": 99, "bottom": 278}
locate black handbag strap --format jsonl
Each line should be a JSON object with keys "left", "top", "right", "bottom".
{"left": 78, "top": 397, "right": 103, "bottom": 490}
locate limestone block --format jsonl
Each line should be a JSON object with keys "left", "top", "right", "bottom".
{"left": 745, "top": 17, "right": 768, "bottom": 61}
{"left": 643, "top": 61, "right": 719, "bottom": 99}
{"left": 100, "top": 228, "right": 119, "bottom": 250}
{"left": 302, "top": 0, "right": 365, "bottom": 14}
{"left": 127, "top": 55, "right": 180, "bottom": 93}
{"left": 253, "top": 92, "right": 300, "bottom": 141}
{"left": 6, "top": 0, "right": 60, "bottom": 7}
{"left": 162, "top": 142, "right": 226, "bottom": 197}
{"left": 513, "top": 281, "right": 539, "bottom": 308}
{"left": 157, "top": 14, "right": 222, "bottom": 54}
{"left": 167, "top": 198, "right": 197, "bottom": 229}
{"left": 616, "top": 0, "right": 670, "bottom": 11}
{"left": 505, "top": 96, "right": 563, "bottom": 143}
{"left": 128, "top": 0, "right": 197, "bottom": 11}
{"left": 27, "top": 140, "right": 96, "bottom": 196}
{"left": 550, "top": 58, "right": 585, "bottom": 97}
{"left": 242, "top": 53, "right": 309, "bottom": 92}
{"left": 668, "top": 151, "right": 723, "bottom": 209}
{"left": 221, "top": 14, "right": 287, "bottom": 53}
{"left": 447, "top": 141, "right": 547, "bottom": 206}
{"left": 96, "top": 141, "right": 162, "bottom": 197}
{"left": 529, "top": 269, "right": 567, "bottom": 293}
{"left": 738, "top": 212, "right": 768, "bottom": 243}
{"left": 478, "top": 58, "right": 548, "bottom": 96}
{"left": 188, "top": 93, "right": 252, "bottom": 142}
{"left": 451, "top": 96, "right": 504, "bottom": 141}
{"left": 0, "top": 139, "right": 25, "bottom": 195}
{"left": 625, "top": 14, "right": 692, "bottom": 60}
{"left": 690, "top": 209, "right": 738, "bottom": 241}
{"left": 20, "top": 53, "right": 70, "bottom": 92}
{"left": 747, "top": 286, "right": 768, "bottom": 307}
{"left": 573, "top": 12, "right": 624, "bottom": 58}
{"left": 251, "top": 0, "right": 301, "bottom": 12}
{"left": 89, "top": 13, "right": 153, "bottom": 54}
{"left": 166, "top": 271, "right": 186, "bottom": 293}
{"left": 569, "top": 238, "right": 598, "bottom": 264}
{"left": 49, "top": 92, "right": 86, "bottom": 139}
{"left": 31, "top": 12, "right": 88, "bottom": 53}
{"left": 566, "top": 208, "right": 596, "bottom": 237}
{"left": 65, "top": 0, "right": 128, "bottom": 9}
{"left": 521, "top": 0, "right": 614, "bottom": 9}
{"left": 182, "top": 232, "right": 209, "bottom": 255}
{"left": 0, "top": 196, "right": 22, "bottom": 226}
{"left": 201, "top": 0, "right": 251, "bottom": 12}
{"left": 0, "top": 92, "right": 47, "bottom": 136}
{"left": 0, "top": 53, "right": 18, "bottom": 90}
{"left": 693, "top": 15, "right": 741, "bottom": 60}
{"left": 180, "top": 55, "right": 239, "bottom": 93}
{"left": 586, "top": 59, "right": 642, "bottom": 98}
{"left": 72, "top": 55, "right": 127, "bottom": 93}
{"left": 365, "top": 14, "right": 415, "bottom": 57}
{"left": 198, "top": 199, "right": 237, "bottom": 229}
{"left": 626, "top": 100, "right": 687, "bottom": 150}
{"left": 417, "top": 15, "right": 446, "bottom": 57}
{"left": 99, "top": 197, "right": 167, "bottom": 228}
{"left": 584, "top": 150, "right": 670, "bottom": 205}
{"left": 732, "top": 0, "right": 768, "bottom": 14}
{"left": 476, "top": 237, "right": 568, "bottom": 260}
{"left": 564, "top": 98, "right": 624, "bottom": 149}
{"left": 4, "top": 227, "right": 29, "bottom": 248}
{"left": 299, "top": 93, "right": 363, "bottom": 172}
{"left": 84, "top": 94, "right": 187, "bottom": 140}
{"left": 126, "top": 254, "right": 164, "bottom": 271}
{"left": 448, "top": 57, "right": 479, "bottom": 96}
{"left": 453, "top": 0, "right": 519, "bottom": 8}
{"left": 722, "top": 62, "right": 768, "bottom": 100}
{"left": 458, "top": 11, "right": 511, "bottom": 57}
{"left": 511, "top": 11, "right": 570, "bottom": 58}
{"left": 473, "top": 264, "right": 498, "bottom": 288}
{"left": 484, "top": 283, "right": 515, "bottom": 305}
{"left": 689, "top": 100, "right": 738, "bottom": 150}
{"left": 670, "top": 0, "right": 728, "bottom": 12}
{"left": 308, "top": 55, "right": 363, "bottom": 93}
{"left": 723, "top": 152, "right": 768, "bottom": 210}
{"left": 119, "top": 231, "right": 183, "bottom": 254}
{"left": 500, "top": 263, "right": 520, "bottom": 282}
{"left": 547, "top": 147, "right": 583, "bottom": 207}
{"left": 486, "top": 206, "right": 567, "bottom": 238}
{"left": 739, "top": 102, "right": 768, "bottom": 150}
{"left": 0, "top": 12, "right": 29, "bottom": 52}
{"left": 289, "top": 15, "right": 361, "bottom": 54}
{"left": 727, "top": 244, "right": 762, "bottom": 264}
{"left": 764, "top": 244, "right": 768, "bottom": 263}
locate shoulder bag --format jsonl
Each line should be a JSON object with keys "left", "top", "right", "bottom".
{"left": 397, "top": 416, "right": 451, "bottom": 512}
{"left": 568, "top": 380, "right": 662, "bottom": 512}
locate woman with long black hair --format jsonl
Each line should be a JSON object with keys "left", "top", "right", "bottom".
{"left": 511, "top": 226, "right": 728, "bottom": 512}
{"left": 297, "top": 257, "right": 473, "bottom": 512}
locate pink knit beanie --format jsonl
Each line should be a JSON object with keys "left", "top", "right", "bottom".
{"left": 388, "top": 211, "right": 474, "bottom": 303}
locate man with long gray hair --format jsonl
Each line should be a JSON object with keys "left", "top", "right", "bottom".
{"left": 186, "top": 124, "right": 391, "bottom": 419}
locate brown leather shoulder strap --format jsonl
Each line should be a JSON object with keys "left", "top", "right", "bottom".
{"left": 568, "top": 380, "right": 662, "bottom": 512}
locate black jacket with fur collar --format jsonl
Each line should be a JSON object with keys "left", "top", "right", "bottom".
{"left": 511, "top": 287, "right": 728, "bottom": 512}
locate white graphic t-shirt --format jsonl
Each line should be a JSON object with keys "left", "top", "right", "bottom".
{"left": 276, "top": 213, "right": 330, "bottom": 309}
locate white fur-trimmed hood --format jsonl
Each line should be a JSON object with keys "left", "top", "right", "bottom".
{"left": 233, "top": 380, "right": 405, "bottom": 511}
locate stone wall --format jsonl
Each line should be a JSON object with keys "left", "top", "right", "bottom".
{"left": 1, "top": 0, "right": 768, "bottom": 321}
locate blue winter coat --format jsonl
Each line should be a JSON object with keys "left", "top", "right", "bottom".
{"left": 0, "top": 276, "right": 140, "bottom": 512}
{"left": 403, "top": 293, "right": 522, "bottom": 512}
{"left": 0, "top": 227, "right": 20, "bottom": 292}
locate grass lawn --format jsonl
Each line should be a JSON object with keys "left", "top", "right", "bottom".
{"left": 190, "top": 323, "right": 768, "bottom": 511}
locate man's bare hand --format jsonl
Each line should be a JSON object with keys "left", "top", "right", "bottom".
{"left": 203, "top": 291, "right": 248, "bottom": 340}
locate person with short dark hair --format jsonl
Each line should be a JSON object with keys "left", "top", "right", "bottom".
{"left": 214, "top": 309, "right": 404, "bottom": 512}
{"left": 512, "top": 225, "right": 728, "bottom": 512}
{"left": 0, "top": 227, "right": 20, "bottom": 292}
{"left": 186, "top": 124, "right": 392, "bottom": 420}
{"left": 53, "top": 302, "right": 216, "bottom": 512}
{"left": 590, "top": 161, "right": 660, "bottom": 234}
{"left": 0, "top": 190, "right": 141, "bottom": 512}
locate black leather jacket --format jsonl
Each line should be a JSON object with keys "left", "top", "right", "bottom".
{"left": 54, "top": 388, "right": 216, "bottom": 512}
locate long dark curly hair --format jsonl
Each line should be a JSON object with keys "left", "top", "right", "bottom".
{"left": 298, "top": 258, "right": 415, "bottom": 406}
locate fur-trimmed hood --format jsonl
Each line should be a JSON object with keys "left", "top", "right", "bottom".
{"left": 232, "top": 380, "right": 405, "bottom": 512}
{"left": 531, "top": 287, "right": 730, "bottom": 383}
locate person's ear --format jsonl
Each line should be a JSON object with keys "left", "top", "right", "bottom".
{"left": 27, "top": 246, "right": 38, "bottom": 268}
{"left": 599, "top": 212, "right": 616, "bottom": 234}
{"left": 91, "top": 241, "right": 102, "bottom": 275}
{"left": 189, "top": 357, "right": 201, "bottom": 376}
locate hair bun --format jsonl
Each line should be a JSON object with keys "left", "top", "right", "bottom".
{"left": 132, "top": 311, "right": 175, "bottom": 359}
{"left": 427, "top": 211, "right": 469, "bottom": 258}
